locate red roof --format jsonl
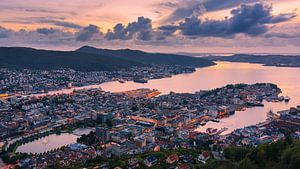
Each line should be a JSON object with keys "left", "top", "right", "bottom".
{"left": 178, "top": 163, "right": 189, "bottom": 169}
{"left": 166, "top": 154, "right": 179, "bottom": 164}
{"left": 202, "top": 151, "right": 210, "bottom": 158}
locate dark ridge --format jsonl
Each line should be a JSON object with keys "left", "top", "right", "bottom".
{"left": 76, "top": 46, "right": 216, "bottom": 67}
{"left": 0, "top": 47, "right": 146, "bottom": 71}
{"left": 0, "top": 46, "right": 215, "bottom": 71}
{"left": 205, "top": 54, "right": 300, "bottom": 67}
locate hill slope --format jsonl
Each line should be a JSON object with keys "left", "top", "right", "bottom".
{"left": 0, "top": 47, "right": 146, "bottom": 71}
{"left": 0, "top": 46, "right": 215, "bottom": 71}
{"left": 76, "top": 46, "right": 215, "bottom": 67}
{"left": 205, "top": 54, "right": 300, "bottom": 67}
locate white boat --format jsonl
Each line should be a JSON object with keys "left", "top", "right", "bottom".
{"left": 211, "top": 119, "right": 220, "bottom": 123}
{"left": 284, "top": 96, "right": 290, "bottom": 102}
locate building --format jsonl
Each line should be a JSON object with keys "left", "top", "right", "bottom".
{"left": 198, "top": 151, "right": 210, "bottom": 163}
{"left": 134, "top": 136, "right": 147, "bottom": 147}
{"left": 97, "top": 112, "right": 109, "bottom": 124}
{"left": 96, "top": 127, "right": 110, "bottom": 143}
{"left": 144, "top": 156, "right": 158, "bottom": 167}
{"left": 166, "top": 154, "right": 179, "bottom": 164}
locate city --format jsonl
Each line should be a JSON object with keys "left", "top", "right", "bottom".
{"left": 1, "top": 0, "right": 300, "bottom": 169}
{"left": 1, "top": 71, "right": 299, "bottom": 168}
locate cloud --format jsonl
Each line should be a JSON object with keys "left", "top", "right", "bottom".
{"left": 40, "top": 20, "right": 82, "bottom": 29}
{"left": 105, "top": 17, "right": 153, "bottom": 41}
{"left": 163, "top": 1, "right": 206, "bottom": 23}
{"left": 159, "top": 2, "right": 178, "bottom": 8}
{"left": 0, "top": 26, "right": 11, "bottom": 38}
{"left": 269, "top": 13, "right": 297, "bottom": 23}
{"left": 202, "top": 0, "right": 259, "bottom": 12}
{"left": 2, "top": 16, "right": 83, "bottom": 30}
{"left": 0, "top": 2, "right": 298, "bottom": 52}
{"left": 264, "top": 32, "right": 300, "bottom": 39}
{"left": 36, "top": 28, "right": 59, "bottom": 35}
{"left": 24, "top": 8, "right": 77, "bottom": 16}
{"left": 157, "top": 25, "right": 179, "bottom": 40}
{"left": 76, "top": 24, "right": 101, "bottom": 41}
{"left": 161, "top": 3, "right": 297, "bottom": 38}
{"left": 264, "top": 25, "right": 300, "bottom": 39}
{"left": 163, "top": 0, "right": 260, "bottom": 23}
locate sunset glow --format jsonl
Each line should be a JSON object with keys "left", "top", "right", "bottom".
{"left": 0, "top": 0, "right": 299, "bottom": 53}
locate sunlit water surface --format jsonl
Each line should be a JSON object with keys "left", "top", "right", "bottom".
{"left": 101, "top": 62, "right": 300, "bottom": 134}
{"left": 28, "top": 62, "right": 300, "bottom": 141}
{"left": 16, "top": 133, "right": 78, "bottom": 154}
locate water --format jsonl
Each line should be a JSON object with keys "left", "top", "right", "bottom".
{"left": 101, "top": 62, "right": 300, "bottom": 134}
{"left": 27, "top": 62, "right": 300, "bottom": 135}
{"left": 16, "top": 133, "right": 78, "bottom": 154}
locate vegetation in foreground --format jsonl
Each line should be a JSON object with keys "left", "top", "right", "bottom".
{"left": 52, "top": 139, "right": 300, "bottom": 169}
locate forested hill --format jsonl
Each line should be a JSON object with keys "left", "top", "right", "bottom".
{"left": 205, "top": 54, "right": 300, "bottom": 67}
{"left": 64, "top": 139, "right": 300, "bottom": 169}
{"left": 76, "top": 46, "right": 216, "bottom": 67}
{"left": 0, "top": 46, "right": 215, "bottom": 71}
{"left": 0, "top": 47, "right": 145, "bottom": 71}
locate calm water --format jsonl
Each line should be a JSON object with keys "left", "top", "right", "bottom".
{"left": 16, "top": 133, "right": 78, "bottom": 154}
{"left": 20, "top": 62, "right": 300, "bottom": 152}
{"left": 27, "top": 62, "right": 300, "bottom": 136}
{"left": 101, "top": 62, "right": 300, "bottom": 134}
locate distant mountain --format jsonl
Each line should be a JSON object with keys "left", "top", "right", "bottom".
{"left": 76, "top": 46, "right": 215, "bottom": 67}
{"left": 205, "top": 54, "right": 300, "bottom": 67}
{"left": 0, "top": 46, "right": 215, "bottom": 71}
{"left": 0, "top": 47, "right": 146, "bottom": 71}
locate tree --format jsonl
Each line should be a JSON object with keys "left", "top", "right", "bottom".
{"left": 238, "top": 158, "right": 256, "bottom": 169}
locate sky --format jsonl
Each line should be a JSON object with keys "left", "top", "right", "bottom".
{"left": 0, "top": 0, "right": 300, "bottom": 53}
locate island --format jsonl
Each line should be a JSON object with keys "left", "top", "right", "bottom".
{"left": 205, "top": 54, "right": 300, "bottom": 68}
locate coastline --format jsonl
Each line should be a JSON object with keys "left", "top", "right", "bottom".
{"left": 14, "top": 64, "right": 216, "bottom": 98}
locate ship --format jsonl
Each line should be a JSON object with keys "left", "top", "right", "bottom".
{"left": 118, "top": 79, "right": 125, "bottom": 83}
{"left": 247, "top": 101, "right": 264, "bottom": 107}
{"left": 206, "top": 128, "right": 218, "bottom": 134}
{"left": 133, "top": 78, "right": 148, "bottom": 83}
{"left": 200, "top": 121, "right": 207, "bottom": 126}
{"left": 284, "top": 96, "right": 290, "bottom": 102}
{"left": 211, "top": 119, "right": 220, "bottom": 123}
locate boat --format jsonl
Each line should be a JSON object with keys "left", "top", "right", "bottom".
{"left": 211, "top": 119, "right": 220, "bottom": 123}
{"left": 133, "top": 78, "right": 148, "bottom": 83}
{"left": 247, "top": 101, "right": 264, "bottom": 107}
{"left": 278, "top": 96, "right": 285, "bottom": 101}
{"left": 229, "top": 110, "right": 235, "bottom": 115}
{"left": 200, "top": 121, "right": 207, "bottom": 126}
{"left": 118, "top": 79, "right": 125, "bottom": 83}
{"left": 206, "top": 128, "right": 218, "bottom": 134}
{"left": 284, "top": 96, "right": 290, "bottom": 102}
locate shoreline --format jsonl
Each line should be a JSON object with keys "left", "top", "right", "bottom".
{"left": 6, "top": 65, "right": 207, "bottom": 99}
{"left": 210, "top": 60, "right": 300, "bottom": 68}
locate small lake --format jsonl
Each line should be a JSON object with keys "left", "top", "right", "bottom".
{"left": 16, "top": 133, "right": 78, "bottom": 154}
